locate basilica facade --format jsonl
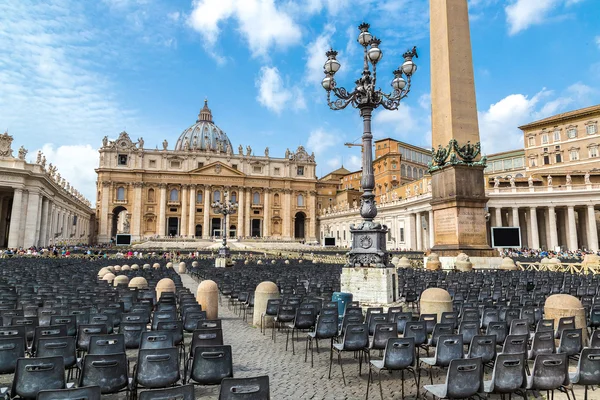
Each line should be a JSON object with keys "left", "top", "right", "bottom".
{"left": 95, "top": 101, "right": 321, "bottom": 243}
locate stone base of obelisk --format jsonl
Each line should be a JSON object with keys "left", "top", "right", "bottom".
{"left": 425, "top": 255, "right": 503, "bottom": 270}
{"left": 215, "top": 257, "right": 232, "bottom": 268}
{"left": 341, "top": 267, "right": 397, "bottom": 304}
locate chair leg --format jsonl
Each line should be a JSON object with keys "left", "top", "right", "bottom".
{"left": 292, "top": 328, "right": 296, "bottom": 355}
{"left": 366, "top": 365, "right": 371, "bottom": 400}
{"left": 378, "top": 370, "right": 383, "bottom": 400}
{"left": 339, "top": 352, "right": 346, "bottom": 386}
{"left": 328, "top": 347, "right": 334, "bottom": 379}
{"left": 305, "top": 336, "right": 309, "bottom": 363}
{"left": 401, "top": 369, "right": 404, "bottom": 399}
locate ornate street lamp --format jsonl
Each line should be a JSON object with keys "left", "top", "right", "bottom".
{"left": 211, "top": 190, "right": 238, "bottom": 261}
{"left": 322, "top": 22, "right": 417, "bottom": 268}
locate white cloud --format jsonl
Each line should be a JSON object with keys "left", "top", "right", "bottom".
{"left": 37, "top": 144, "right": 99, "bottom": 204}
{"left": 505, "top": 0, "right": 584, "bottom": 35}
{"left": 187, "top": 0, "right": 302, "bottom": 60}
{"left": 304, "top": 25, "right": 336, "bottom": 87}
{"left": 167, "top": 11, "right": 180, "bottom": 22}
{"left": 255, "top": 66, "right": 306, "bottom": 114}
{"left": 307, "top": 127, "right": 341, "bottom": 155}
{"left": 372, "top": 103, "right": 431, "bottom": 146}
{"left": 596, "top": 36, "right": 600, "bottom": 50}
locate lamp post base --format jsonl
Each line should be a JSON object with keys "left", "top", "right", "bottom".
{"left": 346, "top": 222, "right": 392, "bottom": 268}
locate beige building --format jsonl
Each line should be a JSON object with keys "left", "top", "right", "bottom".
{"left": 0, "top": 132, "right": 95, "bottom": 249}
{"left": 95, "top": 101, "right": 320, "bottom": 243}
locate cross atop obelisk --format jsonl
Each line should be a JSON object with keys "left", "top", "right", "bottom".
{"left": 428, "top": 0, "right": 493, "bottom": 258}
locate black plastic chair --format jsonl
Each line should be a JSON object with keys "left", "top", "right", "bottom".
{"left": 11, "top": 356, "right": 65, "bottom": 399}
{"left": 189, "top": 328, "right": 224, "bottom": 358}
{"left": 286, "top": 308, "right": 316, "bottom": 355}
{"left": 420, "top": 334, "right": 464, "bottom": 385}
{"left": 197, "top": 319, "right": 223, "bottom": 330}
{"left": 186, "top": 345, "right": 233, "bottom": 387}
{"left": 131, "top": 347, "right": 181, "bottom": 400}
{"left": 219, "top": 375, "right": 270, "bottom": 400}
{"left": 88, "top": 334, "right": 125, "bottom": 355}
{"left": 484, "top": 352, "right": 526, "bottom": 399}
{"left": 0, "top": 336, "right": 25, "bottom": 374}
{"left": 529, "top": 331, "right": 556, "bottom": 360}
{"left": 183, "top": 311, "right": 207, "bottom": 333}
{"left": 423, "top": 357, "right": 483, "bottom": 400}
{"left": 31, "top": 324, "right": 68, "bottom": 356}
{"left": 487, "top": 321, "right": 508, "bottom": 346}
{"left": 305, "top": 314, "right": 338, "bottom": 367}
{"left": 37, "top": 386, "right": 102, "bottom": 400}
{"left": 140, "top": 331, "right": 174, "bottom": 350}
{"left": 365, "top": 323, "right": 398, "bottom": 363}
{"left": 555, "top": 316, "right": 576, "bottom": 339}
{"left": 525, "top": 353, "right": 569, "bottom": 400}
{"left": 391, "top": 312, "right": 413, "bottom": 335}
{"left": 261, "top": 299, "right": 281, "bottom": 335}
{"left": 502, "top": 334, "right": 528, "bottom": 355}
{"left": 151, "top": 311, "right": 177, "bottom": 331}
{"left": 120, "top": 322, "right": 147, "bottom": 349}
{"left": 329, "top": 323, "right": 369, "bottom": 385}
{"left": 76, "top": 324, "right": 108, "bottom": 354}
{"left": 36, "top": 336, "right": 77, "bottom": 380}
{"left": 509, "top": 319, "right": 530, "bottom": 336}
{"left": 569, "top": 348, "right": 600, "bottom": 400}
{"left": 466, "top": 335, "right": 496, "bottom": 366}
{"left": 138, "top": 384, "right": 196, "bottom": 400}
{"left": 49, "top": 315, "right": 76, "bottom": 336}
{"left": 272, "top": 305, "right": 296, "bottom": 343}
{"left": 367, "top": 337, "right": 418, "bottom": 400}
{"left": 78, "top": 352, "right": 130, "bottom": 396}
{"left": 557, "top": 328, "right": 582, "bottom": 360}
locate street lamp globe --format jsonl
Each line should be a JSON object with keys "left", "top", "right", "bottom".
{"left": 392, "top": 71, "right": 406, "bottom": 91}
{"left": 367, "top": 38, "right": 383, "bottom": 64}
{"left": 324, "top": 53, "right": 341, "bottom": 74}
{"left": 357, "top": 23, "right": 372, "bottom": 46}
{"left": 322, "top": 75, "right": 334, "bottom": 91}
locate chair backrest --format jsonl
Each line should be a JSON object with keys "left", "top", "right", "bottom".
{"left": 197, "top": 319, "right": 223, "bottom": 330}
{"left": 32, "top": 324, "right": 69, "bottom": 355}
{"left": 430, "top": 323, "right": 454, "bottom": 347}
{"left": 122, "top": 312, "right": 149, "bottom": 325}
{"left": 219, "top": 375, "right": 270, "bottom": 400}
{"left": 135, "top": 347, "right": 180, "bottom": 389}
{"left": 441, "top": 311, "right": 458, "bottom": 329}
{"left": 487, "top": 321, "right": 507, "bottom": 345}
{"left": 383, "top": 337, "right": 414, "bottom": 370}
{"left": 344, "top": 307, "right": 363, "bottom": 318}
{"left": 152, "top": 311, "right": 177, "bottom": 330}
{"left": 589, "top": 329, "right": 600, "bottom": 348}
{"left": 467, "top": 335, "right": 496, "bottom": 364}
{"left": 294, "top": 308, "right": 316, "bottom": 330}
{"left": 556, "top": 316, "right": 576, "bottom": 338}
{"left": 458, "top": 321, "right": 480, "bottom": 345}
{"left": 535, "top": 319, "right": 554, "bottom": 334}
{"left": 340, "top": 314, "right": 363, "bottom": 336}
{"left": 529, "top": 353, "right": 567, "bottom": 391}
{"left": 11, "top": 316, "right": 39, "bottom": 339}
{"left": 434, "top": 334, "right": 464, "bottom": 367}
{"left": 461, "top": 308, "right": 480, "bottom": 323}
{"left": 77, "top": 324, "right": 108, "bottom": 351}
{"left": 315, "top": 314, "right": 338, "bottom": 339}
{"left": 365, "top": 307, "right": 383, "bottom": 324}
{"left": 89, "top": 314, "right": 114, "bottom": 334}
{"left": 79, "top": 353, "right": 129, "bottom": 394}
{"left": 530, "top": 331, "right": 555, "bottom": 359}
{"left": 12, "top": 356, "right": 65, "bottom": 399}
{"left": 138, "top": 384, "right": 196, "bottom": 400}
{"left": 509, "top": 319, "right": 529, "bottom": 336}
{"left": 0, "top": 336, "right": 25, "bottom": 374}
{"left": 120, "top": 322, "right": 147, "bottom": 349}
{"left": 502, "top": 334, "right": 528, "bottom": 355}
{"left": 264, "top": 299, "right": 281, "bottom": 316}
{"left": 392, "top": 312, "right": 413, "bottom": 335}
{"left": 140, "top": 331, "right": 174, "bottom": 350}
{"left": 342, "top": 324, "right": 369, "bottom": 351}
{"left": 156, "top": 320, "right": 184, "bottom": 346}
{"left": 189, "top": 345, "right": 233, "bottom": 385}
{"left": 489, "top": 353, "right": 525, "bottom": 394}
{"left": 190, "top": 328, "right": 224, "bottom": 357}
{"left": 558, "top": 328, "right": 582, "bottom": 357}
{"left": 446, "top": 357, "right": 483, "bottom": 399}
{"left": 575, "top": 348, "right": 600, "bottom": 386}
{"left": 419, "top": 313, "right": 437, "bottom": 334}
{"left": 88, "top": 334, "right": 126, "bottom": 355}
{"left": 184, "top": 311, "right": 207, "bottom": 332}
{"left": 404, "top": 321, "right": 427, "bottom": 346}
{"left": 49, "top": 315, "right": 76, "bottom": 336}
{"left": 37, "top": 386, "right": 102, "bottom": 400}
{"left": 481, "top": 309, "right": 499, "bottom": 329}
{"left": 36, "top": 336, "right": 77, "bottom": 368}
{"left": 371, "top": 323, "right": 398, "bottom": 350}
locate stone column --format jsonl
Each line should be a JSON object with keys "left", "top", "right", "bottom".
{"left": 158, "top": 184, "right": 167, "bottom": 237}
{"left": 132, "top": 182, "right": 143, "bottom": 240}
{"left": 0, "top": 197, "right": 8, "bottom": 247}
{"left": 188, "top": 185, "right": 196, "bottom": 236}
{"left": 39, "top": 197, "right": 49, "bottom": 246}
{"left": 309, "top": 191, "right": 317, "bottom": 242}
{"left": 578, "top": 209, "right": 588, "bottom": 251}
{"left": 237, "top": 189, "right": 244, "bottom": 238}
{"left": 263, "top": 189, "right": 270, "bottom": 238}
{"left": 34, "top": 195, "right": 43, "bottom": 246}
{"left": 181, "top": 185, "right": 188, "bottom": 237}
{"left": 245, "top": 189, "right": 251, "bottom": 237}
{"left": 529, "top": 207, "right": 540, "bottom": 250}
{"left": 7, "top": 188, "right": 24, "bottom": 249}
{"left": 283, "top": 190, "right": 291, "bottom": 239}
{"left": 567, "top": 206, "right": 578, "bottom": 251}
{"left": 415, "top": 212, "right": 422, "bottom": 251}
{"left": 587, "top": 205, "right": 598, "bottom": 252}
{"left": 203, "top": 186, "right": 211, "bottom": 239}
{"left": 495, "top": 208, "right": 502, "bottom": 227}
{"left": 408, "top": 213, "right": 416, "bottom": 251}
{"left": 23, "top": 190, "right": 41, "bottom": 248}
{"left": 510, "top": 207, "right": 519, "bottom": 228}
{"left": 548, "top": 206, "right": 558, "bottom": 250}
{"left": 428, "top": 210, "right": 435, "bottom": 249}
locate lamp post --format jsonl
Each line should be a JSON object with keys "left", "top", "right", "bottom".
{"left": 211, "top": 190, "right": 238, "bottom": 261}
{"left": 322, "top": 22, "right": 417, "bottom": 268}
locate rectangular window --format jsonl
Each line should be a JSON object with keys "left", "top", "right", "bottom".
{"left": 528, "top": 137, "right": 535, "bottom": 146}
{"left": 587, "top": 124, "right": 597, "bottom": 135}
{"left": 170, "top": 160, "right": 181, "bottom": 168}
{"left": 590, "top": 147, "right": 598, "bottom": 158}
{"left": 553, "top": 131, "right": 560, "bottom": 141}
{"left": 555, "top": 154, "right": 562, "bottom": 163}
{"left": 149, "top": 159, "right": 156, "bottom": 168}
{"left": 118, "top": 154, "right": 128, "bottom": 166}
{"left": 197, "top": 162, "right": 204, "bottom": 168}
{"left": 555, "top": 145, "right": 560, "bottom": 150}
{"left": 513, "top": 157, "right": 524, "bottom": 168}
{"left": 253, "top": 165, "right": 262, "bottom": 173}
{"left": 543, "top": 155, "right": 550, "bottom": 165}
{"left": 567, "top": 128, "right": 577, "bottom": 138}
{"left": 399, "top": 227, "right": 405, "bottom": 242}
{"left": 529, "top": 158, "right": 537, "bottom": 167}
{"left": 231, "top": 164, "right": 237, "bottom": 170}
{"left": 297, "top": 166, "right": 304, "bottom": 176}
{"left": 543, "top": 147, "right": 549, "bottom": 153}
{"left": 274, "top": 167, "right": 280, "bottom": 175}
{"left": 570, "top": 150, "right": 579, "bottom": 161}
{"left": 503, "top": 159, "right": 513, "bottom": 170}
{"left": 542, "top": 134, "right": 548, "bottom": 144}
{"left": 493, "top": 160, "right": 502, "bottom": 171}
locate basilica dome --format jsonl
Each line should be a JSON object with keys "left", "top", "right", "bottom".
{"left": 174, "top": 100, "right": 232, "bottom": 153}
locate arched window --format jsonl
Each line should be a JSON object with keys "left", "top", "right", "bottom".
{"left": 297, "top": 194, "right": 304, "bottom": 207}
{"left": 412, "top": 167, "right": 417, "bottom": 178}
{"left": 169, "top": 189, "right": 179, "bottom": 201}
{"left": 196, "top": 191, "right": 203, "bottom": 203}
{"left": 147, "top": 188, "right": 155, "bottom": 202}
{"left": 401, "top": 164, "right": 406, "bottom": 177}
{"left": 407, "top": 167, "right": 413, "bottom": 178}
{"left": 274, "top": 193, "right": 280, "bottom": 206}
{"left": 230, "top": 191, "right": 237, "bottom": 203}
{"left": 253, "top": 192, "right": 260, "bottom": 205}
{"left": 116, "top": 186, "right": 125, "bottom": 201}
{"left": 213, "top": 190, "right": 221, "bottom": 202}
{"left": 418, "top": 169, "right": 424, "bottom": 179}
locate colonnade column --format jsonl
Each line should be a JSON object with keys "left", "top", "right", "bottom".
{"left": 309, "top": 191, "right": 317, "bottom": 242}
{"left": 587, "top": 205, "right": 598, "bottom": 252}
{"left": 567, "top": 206, "right": 578, "bottom": 251}
{"left": 511, "top": 207, "right": 519, "bottom": 227}
{"left": 494, "top": 208, "right": 502, "bottom": 227}
{"left": 23, "top": 190, "right": 41, "bottom": 248}
{"left": 408, "top": 213, "right": 417, "bottom": 251}
{"left": 158, "top": 184, "right": 167, "bottom": 237}
{"left": 283, "top": 190, "right": 291, "bottom": 239}
{"left": 34, "top": 196, "right": 43, "bottom": 246}
{"left": 188, "top": 185, "right": 196, "bottom": 237}
{"left": 415, "top": 212, "right": 422, "bottom": 251}
{"left": 7, "top": 189, "right": 24, "bottom": 249}
{"left": 237, "top": 189, "right": 244, "bottom": 239}
{"left": 181, "top": 185, "right": 188, "bottom": 237}
{"left": 203, "top": 185, "right": 211, "bottom": 239}
{"left": 244, "top": 189, "right": 251, "bottom": 237}
{"left": 224, "top": 188, "right": 230, "bottom": 239}
{"left": 132, "top": 182, "right": 143, "bottom": 239}
{"left": 529, "top": 207, "right": 540, "bottom": 250}
{"left": 100, "top": 182, "right": 110, "bottom": 241}
{"left": 428, "top": 210, "right": 434, "bottom": 249}
{"left": 263, "top": 189, "right": 270, "bottom": 238}
{"left": 547, "top": 206, "right": 558, "bottom": 250}
{"left": 39, "top": 198, "right": 49, "bottom": 246}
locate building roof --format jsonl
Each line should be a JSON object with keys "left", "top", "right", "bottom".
{"left": 327, "top": 166, "right": 351, "bottom": 175}
{"left": 518, "top": 104, "right": 600, "bottom": 130}
{"left": 174, "top": 100, "right": 233, "bottom": 153}
{"left": 486, "top": 148, "right": 525, "bottom": 160}
{"left": 374, "top": 137, "right": 430, "bottom": 152}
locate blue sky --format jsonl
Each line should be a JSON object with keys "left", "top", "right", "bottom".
{"left": 1, "top": 0, "right": 599, "bottom": 204}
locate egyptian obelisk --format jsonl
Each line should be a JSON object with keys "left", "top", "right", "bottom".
{"left": 428, "top": 0, "right": 494, "bottom": 259}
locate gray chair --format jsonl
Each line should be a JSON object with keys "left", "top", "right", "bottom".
{"left": 555, "top": 316, "right": 576, "bottom": 339}
{"left": 305, "top": 314, "right": 338, "bottom": 367}
{"left": 138, "top": 384, "right": 195, "bottom": 400}
{"left": 557, "top": 328, "right": 582, "bottom": 360}
{"left": 569, "top": 348, "right": 600, "bottom": 400}
{"left": 502, "top": 334, "right": 528, "bottom": 355}
{"left": 458, "top": 320, "right": 480, "bottom": 347}
{"left": 525, "top": 353, "right": 569, "bottom": 400}
{"left": 487, "top": 321, "right": 507, "bottom": 346}
{"left": 367, "top": 337, "right": 418, "bottom": 400}
{"left": 423, "top": 357, "right": 483, "bottom": 400}
{"left": 509, "top": 319, "right": 530, "bottom": 336}
{"left": 420, "top": 334, "right": 464, "bottom": 385}
{"left": 37, "top": 386, "right": 102, "bottom": 400}
{"left": 219, "top": 375, "right": 270, "bottom": 400}
{"left": 328, "top": 323, "right": 368, "bottom": 385}
{"left": 528, "top": 331, "right": 555, "bottom": 360}
{"left": 589, "top": 329, "right": 600, "bottom": 348}
{"left": 364, "top": 323, "right": 397, "bottom": 363}
{"left": 466, "top": 335, "right": 496, "bottom": 366}
{"left": 484, "top": 352, "right": 526, "bottom": 399}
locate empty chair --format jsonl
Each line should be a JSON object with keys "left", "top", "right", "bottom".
{"left": 487, "top": 321, "right": 508, "bottom": 346}
{"left": 467, "top": 335, "right": 496, "bottom": 366}
{"left": 364, "top": 323, "right": 397, "bottom": 363}
{"left": 78, "top": 353, "right": 130, "bottom": 396}
{"left": 120, "top": 322, "right": 147, "bottom": 349}
{"left": 392, "top": 312, "right": 413, "bottom": 335}
{"left": 441, "top": 311, "right": 459, "bottom": 329}
{"left": 420, "top": 334, "right": 464, "bottom": 385}
{"left": 525, "top": 353, "right": 569, "bottom": 400}
{"left": 419, "top": 314, "right": 437, "bottom": 335}
{"left": 480, "top": 309, "right": 499, "bottom": 330}
{"left": 557, "top": 328, "right": 582, "bottom": 359}
{"left": 88, "top": 314, "right": 113, "bottom": 334}
{"left": 403, "top": 321, "right": 428, "bottom": 352}
{"left": 10, "top": 356, "right": 65, "bottom": 399}
{"left": 286, "top": 308, "right": 316, "bottom": 355}
{"left": 329, "top": 323, "right": 368, "bottom": 385}
{"left": 189, "top": 328, "right": 224, "bottom": 358}
{"left": 36, "top": 336, "right": 77, "bottom": 379}
{"left": 49, "top": 315, "right": 76, "bottom": 336}
{"left": 569, "top": 348, "right": 600, "bottom": 400}
{"left": 367, "top": 313, "right": 388, "bottom": 336}
{"left": 271, "top": 305, "right": 296, "bottom": 343}
{"left": 555, "top": 316, "right": 576, "bottom": 339}
{"left": 186, "top": 345, "right": 233, "bottom": 386}
{"left": 260, "top": 299, "right": 281, "bottom": 335}
{"left": 31, "top": 325, "right": 68, "bottom": 356}
{"left": 423, "top": 357, "right": 483, "bottom": 400}
{"left": 484, "top": 353, "right": 526, "bottom": 398}
{"left": 305, "top": 314, "right": 338, "bottom": 367}
{"left": 37, "top": 386, "right": 102, "bottom": 400}
{"left": 183, "top": 311, "right": 207, "bottom": 333}
{"left": 529, "top": 331, "right": 556, "bottom": 360}
{"left": 76, "top": 324, "right": 108, "bottom": 353}
{"left": 366, "top": 337, "right": 419, "bottom": 400}
{"left": 131, "top": 347, "right": 181, "bottom": 399}
{"left": 138, "top": 384, "right": 196, "bottom": 400}
{"left": 197, "top": 319, "right": 223, "bottom": 330}
{"left": 151, "top": 311, "right": 177, "bottom": 331}
{"left": 339, "top": 314, "right": 363, "bottom": 337}
{"left": 0, "top": 336, "right": 25, "bottom": 374}
{"left": 140, "top": 331, "right": 174, "bottom": 350}
{"left": 502, "top": 334, "right": 528, "bottom": 355}
{"left": 589, "top": 329, "right": 600, "bottom": 348}
{"left": 458, "top": 321, "right": 480, "bottom": 347}
{"left": 219, "top": 376, "right": 270, "bottom": 400}
{"left": 88, "top": 334, "right": 125, "bottom": 355}
{"left": 11, "top": 316, "right": 38, "bottom": 341}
